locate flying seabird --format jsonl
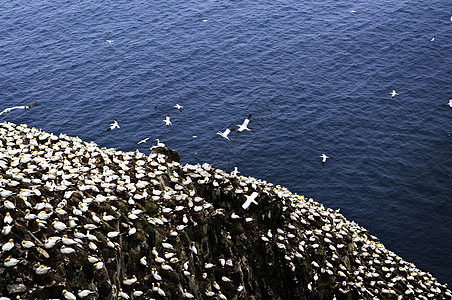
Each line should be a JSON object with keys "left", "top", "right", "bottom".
{"left": 390, "top": 90, "right": 398, "bottom": 99}
{"left": 217, "top": 128, "right": 234, "bottom": 141}
{"left": 231, "top": 166, "right": 240, "bottom": 176}
{"left": 320, "top": 154, "right": 329, "bottom": 165}
{"left": 174, "top": 104, "right": 183, "bottom": 112}
{"left": 237, "top": 114, "right": 252, "bottom": 132}
{"left": 107, "top": 119, "right": 120, "bottom": 131}
{"left": 137, "top": 137, "right": 151, "bottom": 144}
{"left": 242, "top": 192, "right": 259, "bottom": 209}
{"left": 0, "top": 102, "right": 38, "bottom": 115}
{"left": 448, "top": 98, "right": 452, "bottom": 108}
{"left": 163, "top": 115, "right": 172, "bottom": 126}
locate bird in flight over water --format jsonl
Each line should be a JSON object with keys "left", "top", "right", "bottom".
{"left": 174, "top": 104, "right": 183, "bottom": 112}
{"left": 237, "top": 114, "right": 252, "bottom": 132}
{"left": 0, "top": 102, "right": 38, "bottom": 115}
{"left": 448, "top": 98, "right": 452, "bottom": 109}
{"left": 320, "top": 154, "right": 329, "bottom": 166}
{"left": 390, "top": 90, "right": 398, "bottom": 99}
{"left": 217, "top": 128, "right": 234, "bottom": 141}
{"left": 137, "top": 137, "right": 151, "bottom": 144}
{"left": 163, "top": 115, "right": 172, "bottom": 126}
{"left": 107, "top": 119, "right": 120, "bottom": 131}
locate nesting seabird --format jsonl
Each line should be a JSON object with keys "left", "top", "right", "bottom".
{"left": 107, "top": 119, "right": 120, "bottom": 131}
{"left": 154, "top": 139, "right": 166, "bottom": 148}
{"left": 237, "top": 114, "right": 252, "bottom": 132}
{"left": 320, "top": 154, "right": 329, "bottom": 165}
{"left": 217, "top": 128, "right": 234, "bottom": 141}
{"left": 0, "top": 102, "right": 38, "bottom": 115}
{"left": 174, "top": 104, "right": 183, "bottom": 112}
{"left": 163, "top": 115, "right": 172, "bottom": 126}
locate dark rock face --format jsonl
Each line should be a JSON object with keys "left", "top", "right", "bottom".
{"left": 0, "top": 122, "right": 451, "bottom": 300}
{"left": 151, "top": 146, "right": 180, "bottom": 163}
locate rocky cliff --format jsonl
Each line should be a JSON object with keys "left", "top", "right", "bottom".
{"left": 0, "top": 122, "right": 450, "bottom": 299}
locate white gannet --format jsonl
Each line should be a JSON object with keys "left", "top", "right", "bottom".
{"left": 93, "top": 261, "right": 104, "bottom": 271}
{"left": 0, "top": 102, "right": 38, "bottom": 115}
{"left": 21, "top": 240, "right": 35, "bottom": 249}
{"left": 183, "top": 289, "right": 194, "bottom": 298}
{"left": 154, "top": 139, "right": 166, "bottom": 148}
{"left": 205, "top": 290, "right": 215, "bottom": 297}
{"left": 78, "top": 289, "right": 95, "bottom": 298}
{"left": 4, "top": 200, "right": 16, "bottom": 210}
{"left": 320, "top": 154, "right": 329, "bottom": 166}
{"left": 60, "top": 245, "right": 76, "bottom": 254}
{"left": 431, "top": 37, "right": 435, "bottom": 42}
{"left": 390, "top": 90, "right": 398, "bottom": 99}
{"left": 190, "top": 242, "right": 198, "bottom": 255}
{"left": 242, "top": 192, "right": 259, "bottom": 209}
{"left": 174, "top": 104, "right": 183, "bottom": 112}
{"left": 448, "top": 98, "right": 452, "bottom": 108}
{"left": 35, "top": 264, "right": 51, "bottom": 275}
{"left": 4, "top": 212, "right": 13, "bottom": 224}
{"left": 231, "top": 166, "right": 240, "bottom": 176}
{"left": 217, "top": 128, "right": 234, "bottom": 141}
{"left": 163, "top": 114, "right": 172, "bottom": 126}
{"left": 107, "top": 119, "right": 120, "bottom": 131}
{"left": 2, "top": 239, "right": 14, "bottom": 252}
{"left": 140, "top": 256, "right": 147, "bottom": 266}
{"left": 137, "top": 137, "right": 151, "bottom": 144}
{"left": 123, "top": 275, "right": 138, "bottom": 285}
{"left": 152, "top": 268, "right": 162, "bottom": 280}
{"left": 237, "top": 114, "right": 252, "bottom": 132}
{"left": 118, "top": 288, "right": 130, "bottom": 299}
{"left": 107, "top": 230, "right": 120, "bottom": 238}
{"left": 4, "top": 257, "right": 20, "bottom": 267}
{"left": 62, "top": 289, "right": 77, "bottom": 300}
{"left": 2, "top": 225, "right": 12, "bottom": 235}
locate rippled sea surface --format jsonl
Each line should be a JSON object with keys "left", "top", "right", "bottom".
{"left": 1, "top": 0, "right": 452, "bottom": 284}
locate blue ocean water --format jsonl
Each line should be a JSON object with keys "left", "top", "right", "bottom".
{"left": 1, "top": 0, "right": 451, "bottom": 284}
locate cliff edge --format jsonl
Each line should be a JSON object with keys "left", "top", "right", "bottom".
{"left": 0, "top": 122, "right": 450, "bottom": 299}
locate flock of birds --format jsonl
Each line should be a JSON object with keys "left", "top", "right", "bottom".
{"left": 0, "top": 121, "right": 451, "bottom": 299}
{"left": 2, "top": 90, "right": 451, "bottom": 169}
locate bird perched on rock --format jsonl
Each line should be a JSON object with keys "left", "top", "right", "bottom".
{"left": 62, "top": 290, "right": 77, "bottom": 300}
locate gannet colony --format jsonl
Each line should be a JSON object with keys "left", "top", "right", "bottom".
{"left": 0, "top": 121, "right": 450, "bottom": 300}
